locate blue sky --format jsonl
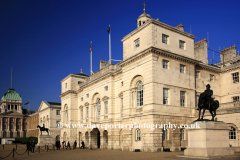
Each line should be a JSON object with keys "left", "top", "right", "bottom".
{"left": 0, "top": 0, "right": 240, "bottom": 111}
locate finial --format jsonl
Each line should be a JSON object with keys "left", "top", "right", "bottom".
{"left": 141, "top": 2, "right": 146, "bottom": 13}
{"left": 81, "top": 69, "right": 83, "bottom": 73}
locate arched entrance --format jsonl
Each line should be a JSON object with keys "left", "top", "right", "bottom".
{"left": 103, "top": 130, "right": 108, "bottom": 149}
{"left": 92, "top": 128, "right": 100, "bottom": 149}
{"left": 85, "top": 132, "right": 89, "bottom": 148}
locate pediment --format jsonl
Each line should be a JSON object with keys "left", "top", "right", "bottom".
{"left": 0, "top": 111, "right": 25, "bottom": 117}
{"left": 38, "top": 101, "right": 50, "bottom": 112}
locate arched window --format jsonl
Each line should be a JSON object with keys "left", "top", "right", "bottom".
{"left": 81, "top": 109, "right": 83, "bottom": 120}
{"left": 180, "top": 129, "right": 185, "bottom": 140}
{"left": 229, "top": 126, "right": 236, "bottom": 139}
{"left": 163, "top": 129, "right": 168, "bottom": 140}
{"left": 66, "top": 110, "right": 68, "bottom": 121}
{"left": 105, "top": 102, "right": 108, "bottom": 115}
{"left": 137, "top": 81, "right": 143, "bottom": 107}
{"left": 97, "top": 99, "right": 101, "bottom": 117}
{"left": 136, "top": 129, "right": 141, "bottom": 141}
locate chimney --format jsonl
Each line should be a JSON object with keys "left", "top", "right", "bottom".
{"left": 220, "top": 46, "right": 236, "bottom": 62}
{"left": 175, "top": 24, "right": 184, "bottom": 31}
{"left": 99, "top": 60, "right": 109, "bottom": 70}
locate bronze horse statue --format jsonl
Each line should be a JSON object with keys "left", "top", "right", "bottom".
{"left": 197, "top": 84, "right": 219, "bottom": 121}
{"left": 37, "top": 125, "right": 50, "bottom": 135}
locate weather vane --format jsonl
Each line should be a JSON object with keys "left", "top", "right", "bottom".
{"left": 141, "top": 2, "right": 146, "bottom": 13}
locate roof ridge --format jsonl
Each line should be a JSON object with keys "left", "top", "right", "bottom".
{"left": 194, "top": 39, "right": 207, "bottom": 44}
{"left": 221, "top": 46, "right": 235, "bottom": 52}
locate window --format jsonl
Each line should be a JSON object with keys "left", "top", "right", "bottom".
{"left": 179, "top": 40, "right": 185, "bottom": 49}
{"left": 162, "top": 34, "right": 169, "bottom": 44}
{"left": 136, "top": 129, "right": 141, "bottom": 141}
{"left": 210, "top": 74, "right": 214, "bottom": 81}
{"left": 81, "top": 110, "right": 83, "bottom": 120}
{"left": 180, "top": 91, "right": 185, "bottom": 107}
{"left": 232, "top": 72, "right": 239, "bottom": 83}
{"left": 97, "top": 99, "right": 101, "bottom": 117}
{"left": 86, "top": 94, "right": 89, "bottom": 98}
{"left": 121, "top": 81, "right": 124, "bottom": 87}
{"left": 23, "top": 125, "right": 27, "bottom": 130}
{"left": 232, "top": 96, "right": 239, "bottom": 102}
{"left": 135, "top": 38, "right": 140, "bottom": 48}
{"left": 180, "top": 64, "right": 185, "bottom": 73}
{"left": 4, "top": 118, "right": 7, "bottom": 122}
{"left": 137, "top": 81, "right": 143, "bottom": 107}
{"left": 139, "top": 21, "right": 141, "bottom": 26}
{"left": 163, "top": 60, "right": 169, "bottom": 69}
{"left": 56, "top": 121, "right": 60, "bottom": 128}
{"left": 23, "top": 119, "right": 27, "bottom": 122}
{"left": 180, "top": 129, "right": 185, "bottom": 140}
{"left": 229, "top": 126, "right": 236, "bottom": 139}
{"left": 17, "top": 125, "right": 20, "bottom": 130}
{"left": 163, "top": 88, "right": 169, "bottom": 105}
{"left": 65, "top": 83, "right": 67, "bottom": 88}
{"left": 196, "top": 95, "right": 199, "bottom": 108}
{"left": 196, "top": 71, "right": 200, "bottom": 79}
{"left": 105, "top": 86, "right": 108, "bottom": 91}
{"left": 3, "top": 124, "right": 7, "bottom": 129}
{"left": 81, "top": 97, "right": 83, "bottom": 101}
{"left": 66, "top": 110, "right": 68, "bottom": 121}
{"left": 105, "top": 102, "right": 108, "bottom": 115}
{"left": 78, "top": 81, "right": 81, "bottom": 84}
{"left": 15, "top": 105, "right": 17, "bottom": 110}
{"left": 8, "top": 105, "right": 10, "bottom": 110}
{"left": 86, "top": 107, "right": 89, "bottom": 119}
{"left": 163, "top": 129, "right": 168, "bottom": 140}
{"left": 56, "top": 110, "right": 60, "bottom": 115}
{"left": 121, "top": 98, "right": 123, "bottom": 113}
{"left": 10, "top": 118, "right": 14, "bottom": 122}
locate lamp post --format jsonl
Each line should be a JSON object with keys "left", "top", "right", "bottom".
{"left": 79, "top": 132, "right": 81, "bottom": 148}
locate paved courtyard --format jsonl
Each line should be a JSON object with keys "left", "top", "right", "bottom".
{"left": 0, "top": 145, "right": 240, "bottom": 160}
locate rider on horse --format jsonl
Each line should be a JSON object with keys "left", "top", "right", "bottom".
{"left": 198, "top": 84, "right": 213, "bottom": 110}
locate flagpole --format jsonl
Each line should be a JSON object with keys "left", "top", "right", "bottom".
{"left": 90, "top": 41, "right": 93, "bottom": 75}
{"left": 28, "top": 101, "right": 30, "bottom": 114}
{"left": 109, "top": 24, "right": 111, "bottom": 64}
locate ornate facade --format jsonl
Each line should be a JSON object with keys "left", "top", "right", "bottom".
{"left": 59, "top": 10, "right": 240, "bottom": 152}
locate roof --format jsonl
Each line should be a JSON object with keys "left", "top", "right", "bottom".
{"left": 47, "top": 101, "right": 61, "bottom": 106}
{"left": 194, "top": 39, "right": 207, "bottom": 44}
{"left": 175, "top": 24, "right": 183, "bottom": 28}
{"left": 74, "top": 73, "right": 89, "bottom": 77}
{"left": 221, "top": 46, "right": 235, "bottom": 52}
{"left": 1, "top": 88, "right": 22, "bottom": 101}
{"left": 138, "top": 12, "right": 151, "bottom": 19}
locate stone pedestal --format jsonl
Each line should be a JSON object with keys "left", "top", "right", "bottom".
{"left": 184, "top": 121, "right": 234, "bottom": 157}
{"left": 38, "top": 135, "right": 54, "bottom": 146}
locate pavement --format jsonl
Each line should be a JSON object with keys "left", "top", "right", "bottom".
{"left": 0, "top": 144, "right": 240, "bottom": 160}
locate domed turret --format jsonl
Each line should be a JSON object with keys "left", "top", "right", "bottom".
{"left": 137, "top": 3, "right": 152, "bottom": 28}
{"left": 1, "top": 88, "right": 22, "bottom": 101}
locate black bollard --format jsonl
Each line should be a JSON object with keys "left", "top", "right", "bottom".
{"left": 47, "top": 145, "right": 48, "bottom": 152}
{"left": 13, "top": 148, "right": 15, "bottom": 158}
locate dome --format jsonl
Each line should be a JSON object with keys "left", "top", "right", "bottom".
{"left": 1, "top": 89, "right": 22, "bottom": 101}
{"left": 138, "top": 12, "right": 151, "bottom": 19}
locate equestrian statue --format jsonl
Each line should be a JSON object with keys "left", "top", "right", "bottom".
{"left": 37, "top": 125, "right": 50, "bottom": 135}
{"left": 197, "top": 84, "right": 219, "bottom": 121}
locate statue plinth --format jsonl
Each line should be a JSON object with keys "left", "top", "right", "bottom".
{"left": 38, "top": 135, "right": 54, "bottom": 146}
{"left": 184, "top": 121, "right": 234, "bottom": 157}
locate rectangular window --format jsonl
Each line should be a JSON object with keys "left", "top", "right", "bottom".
{"left": 86, "top": 94, "right": 89, "bottom": 98}
{"left": 196, "top": 71, "right": 200, "bottom": 79}
{"left": 15, "top": 105, "right": 17, "bottom": 110}
{"left": 232, "top": 96, "right": 239, "bottom": 102}
{"left": 17, "top": 125, "right": 20, "bottom": 130}
{"left": 105, "top": 86, "right": 108, "bottom": 91}
{"left": 81, "top": 110, "right": 83, "bottom": 120}
{"left": 10, "top": 125, "right": 14, "bottom": 129}
{"left": 4, "top": 118, "right": 7, "bottom": 122}
{"left": 24, "top": 119, "right": 27, "bottom": 122}
{"left": 180, "top": 91, "right": 186, "bottom": 107}
{"left": 81, "top": 97, "right": 83, "bottom": 101}
{"left": 56, "top": 110, "right": 60, "bottom": 115}
{"left": 121, "top": 81, "right": 124, "bottom": 87}
{"left": 180, "top": 64, "right": 185, "bottom": 73}
{"left": 210, "top": 74, "right": 214, "bottom": 81}
{"left": 196, "top": 95, "right": 199, "bottom": 108}
{"left": 10, "top": 118, "right": 13, "bottom": 122}
{"left": 23, "top": 125, "right": 27, "bottom": 130}
{"left": 3, "top": 124, "right": 7, "bottom": 129}
{"left": 65, "top": 83, "right": 67, "bottom": 88}
{"left": 135, "top": 38, "right": 140, "bottom": 48}
{"left": 86, "top": 107, "right": 89, "bottom": 119}
{"left": 163, "top": 60, "right": 169, "bottom": 69}
{"left": 163, "top": 88, "right": 169, "bottom": 105}
{"left": 179, "top": 40, "right": 185, "bottom": 49}
{"left": 162, "top": 34, "right": 169, "bottom": 44}
{"left": 105, "top": 102, "right": 108, "bottom": 115}
{"left": 232, "top": 72, "right": 239, "bottom": 84}
{"left": 56, "top": 121, "right": 60, "bottom": 128}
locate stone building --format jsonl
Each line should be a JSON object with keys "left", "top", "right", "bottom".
{"left": 0, "top": 88, "right": 29, "bottom": 144}
{"left": 38, "top": 101, "right": 61, "bottom": 142}
{"left": 59, "top": 9, "right": 240, "bottom": 152}
{"left": 29, "top": 112, "right": 39, "bottom": 137}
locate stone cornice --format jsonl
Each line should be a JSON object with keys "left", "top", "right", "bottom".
{"left": 197, "top": 63, "right": 221, "bottom": 73}
{"left": 221, "top": 64, "right": 240, "bottom": 73}
{"left": 121, "top": 19, "right": 195, "bottom": 42}
{"left": 61, "top": 74, "right": 88, "bottom": 83}
{"left": 59, "top": 90, "right": 77, "bottom": 98}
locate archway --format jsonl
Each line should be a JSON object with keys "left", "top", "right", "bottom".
{"left": 103, "top": 130, "right": 108, "bottom": 149}
{"left": 85, "top": 132, "right": 89, "bottom": 148}
{"left": 92, "top": 128, "right": 100, "bottom": 149}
